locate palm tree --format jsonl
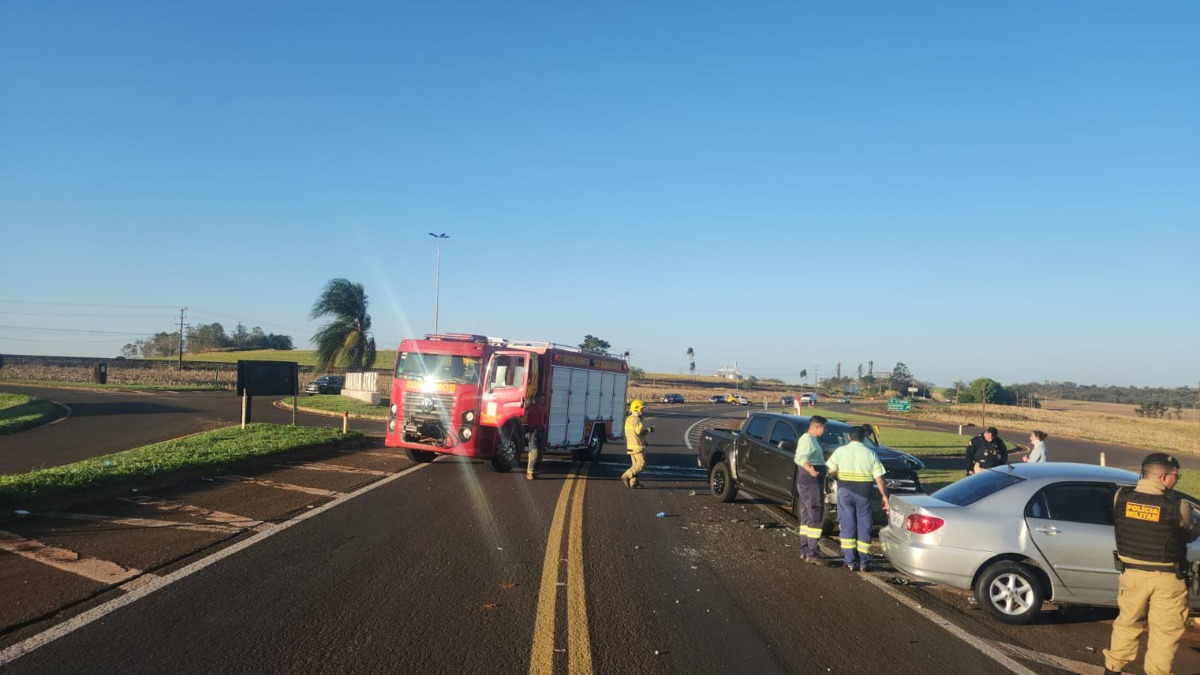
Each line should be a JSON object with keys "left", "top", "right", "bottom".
{"left": 686, "top": 347, "right": 695, "bottom": 376}
{"left": 800, "top": 368, "right": 808, "bottom": 384}
{"left": 311, "top": 278, "right": 377, "bottom": 372}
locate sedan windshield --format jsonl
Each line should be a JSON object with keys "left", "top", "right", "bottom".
{"left": 396, "top": 352, "right": 480, "bottom": 385}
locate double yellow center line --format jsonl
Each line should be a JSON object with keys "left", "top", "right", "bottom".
{"left": 529, "top": 463, "right": 593, "bottom": 675}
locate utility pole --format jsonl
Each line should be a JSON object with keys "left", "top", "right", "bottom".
{"left": 177, "top": 307, "right": 188, "bottom": 370}
{"left": 429, "top": 232, "right": 449, "bottom": 334}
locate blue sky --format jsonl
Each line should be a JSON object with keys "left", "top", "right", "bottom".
{"left": 2, "top": 2, "right": 1197, "bottom": 388}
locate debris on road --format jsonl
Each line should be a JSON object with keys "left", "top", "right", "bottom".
{"left": 656, "top": 512, "right": 667, "bottom": 518}
{"left": 13, "top": 509, "right": 29, "bottom": 516}
{"left": 688, "top": 490, "right": 697, "bottom": 496}
{"left": 500, "top": 583, "right": 517, "bottom": 590}
{"left": 890, "top": 577, "right": 910, "bottom": 585}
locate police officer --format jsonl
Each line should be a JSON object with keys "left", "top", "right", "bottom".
{"left": 621, "top": 400, "right": 652, "bottom": 488}
{"left": 793, "top": 415, "right": 829, "bottom": 564}
{"left": 965, "top": 426, "right": 1007, "bottom": 475}
{"left": 1104, "top": 453, "right": 1198, "bottom": 675}
{"left": 826, "top": 426, "right": 888, "bottom": 571}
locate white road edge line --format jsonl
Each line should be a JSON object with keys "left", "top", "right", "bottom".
{"left": 749, "top": 502, "right": 1038, "bottom": 675}
{"left": 0, "top": 459, "right": 435, "bottom": 667}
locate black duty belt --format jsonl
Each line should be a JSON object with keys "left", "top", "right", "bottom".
{"left": 1122, "top": 562, "right": 1177, "bottom": 573}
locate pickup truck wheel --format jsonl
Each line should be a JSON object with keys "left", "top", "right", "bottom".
{"left": 405, "top": 449, "right": 437, "bottom": 463}
{"left": 709, "top": 460, "right": 737, "bottom": 503}
{"left": 975, "top": 561, "right": 1044, "bottom": 625}
{"left": 490, "top": 426, "right": 521, "bottom": 473}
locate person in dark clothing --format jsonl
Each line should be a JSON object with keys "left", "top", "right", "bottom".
{"left": 965, "top": 427, "right": 1007, "bottom": 475}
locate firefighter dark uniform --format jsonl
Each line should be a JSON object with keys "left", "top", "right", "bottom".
{"left": 1104, "top": 453, "right": 1197, "bottom": 675}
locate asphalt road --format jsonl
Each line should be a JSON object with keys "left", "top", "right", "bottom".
{"left": 5, "top": 402, "right": 1193, "bottom": 673}
{"left": 0, "top": 385, "right": 383, "bottom": 474}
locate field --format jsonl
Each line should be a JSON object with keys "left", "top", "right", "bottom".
{"left": 1041, "top": 398, "right": 1198, "bottom": 422}
{"left": 908, "top": 402, "right": 1197, "bottom": 457}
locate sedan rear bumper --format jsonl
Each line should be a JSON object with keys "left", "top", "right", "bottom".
{"left": 880, "top": 529, "right": 986, "bottom": 590}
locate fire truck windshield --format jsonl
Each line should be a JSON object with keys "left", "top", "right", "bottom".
{"left": 396, "top": 352, "right": 480, "bottom": 385}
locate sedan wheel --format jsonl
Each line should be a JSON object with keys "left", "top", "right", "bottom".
{"left": 975, "top": 561, "right": 1044, "bottom": 624}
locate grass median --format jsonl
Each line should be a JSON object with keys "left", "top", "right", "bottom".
{"left": 0, "top": 392, "right": 67, "bottom": 434}
{"left": 0, "top": 378, "right": 223, "bottom": 392}
{"left": 286, "top": 394, "right": 390, "bottom": 420}
{"left": 0, "top": 423, "right": 362, "bottom": 504}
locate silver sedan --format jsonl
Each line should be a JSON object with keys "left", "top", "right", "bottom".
{"left": 881, "top": 462, "right": 1200, "bottom": 624}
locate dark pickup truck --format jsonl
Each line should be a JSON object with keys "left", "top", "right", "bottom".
{"left": 697, "top": 412, "right": 925, "bottom": 529}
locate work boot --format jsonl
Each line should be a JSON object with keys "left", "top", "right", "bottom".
{"left": 527, "top": 472, "right": 537, "bottom": 481}
{"left": 621, "top": 475, "right": 631, "bottom": 488}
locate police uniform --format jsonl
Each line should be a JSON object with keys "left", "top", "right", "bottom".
{"left": 621, "top": 401, "right": 651, "bottom": 488}
{"left": 793, "top": 431, "right": 827, "bottom": 560}
{"left": 1104, "top": 453, "right": 1197, "bottom": 675}
{"left": 826, "top": 440, "right": 885, "bottom": 570}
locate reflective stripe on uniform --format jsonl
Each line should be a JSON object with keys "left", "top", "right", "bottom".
{"left": 840, "top": 538, "right": 857, "bottom": 549}
{"left": 856, "top": 541, "right": 871, "bottom": 554}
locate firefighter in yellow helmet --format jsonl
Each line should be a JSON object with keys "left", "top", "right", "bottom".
{"left": 621, "top": 399, "right": 653, "bottom": 488}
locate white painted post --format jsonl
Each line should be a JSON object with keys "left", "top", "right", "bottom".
{"left": 343, "top": 411, "right": 349, "bottom": 434}
{"left": 958, "top": 424, "right": 963, "bottom": 435}
{"left": 1100, "top": 452, "right": 1106, "bottom": 467}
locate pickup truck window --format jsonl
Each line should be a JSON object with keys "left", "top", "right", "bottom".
{"left": 745, "top": 416, "right": 769, "bottom": 441}
{"left": 768, "top": 421, "right": 797, "bottom": 447}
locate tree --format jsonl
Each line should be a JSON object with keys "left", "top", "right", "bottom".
{"left": 857, "top": 363, "right": 863, "bottom": 379}
{"left": 311, "top": 278, "right": 376, "bottom": 372}
{"left": 187, "top": 322, "right": 229, "bottom": 353}
{"left": 579, "top": 335, "right": 610, "bottom": 354}
{"left": 800, "top": 369, "right": 808, "bottom": 384}
{"left": 889, "top": 363, "right": 913, "bottom": 394}
{"left": 958, "top": 378, "right": 1015, "bottom": 405}
{"left": 686, "top": 347, "right": 695, "bottom": 375}
{"left": 629, "top": 366, "right": 646, "bottom": 381}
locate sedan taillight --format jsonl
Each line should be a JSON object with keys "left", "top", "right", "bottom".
{"left": 905, "top": 514, "right": 945, "bottom": 535}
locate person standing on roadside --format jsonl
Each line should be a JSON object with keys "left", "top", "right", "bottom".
{"left": 826, "top": 426, "right": 888, "bottom": 571}
{"left": 1022, "top": 430, "right": 1048, "bottom": 463}
{"left": 1104, "top": 453, "right": 1197, "bottom": 675}
{"left": 523, "top": 393, "right": 547, "bottom": 480}
{"left": 793, "top": 415, "right": 829, "bottom": 564}
{"left": 622, "top": 400, "right": 652, "bottom": 488}
{"left": 965, "top": 427, "right": 1007, "bottom": 475}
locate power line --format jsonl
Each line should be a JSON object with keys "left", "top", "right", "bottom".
{"left": 0, "top": 311, "right": 172, "bottom": 319}
{"left": 0, "top": 300, "right": 179, "bottom": 309}
{"left": 0, "top": 325, "right": 155, "bottom": 336}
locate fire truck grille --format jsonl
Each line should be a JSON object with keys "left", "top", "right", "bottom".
{"left": 402, "top": 392, "right": 455, "bottom": 419}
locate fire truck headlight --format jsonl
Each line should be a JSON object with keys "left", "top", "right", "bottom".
{"left": 388, "top": 420, "right": 396, "bottom": 433}
{"left": 463, "top": 410, "right": 475, "bottom": 423}
{"left": 461, "top": 427, "right": 472, "bottom": 440}
{"left": 390, "top": 404, "right": 398, "bottom": 416}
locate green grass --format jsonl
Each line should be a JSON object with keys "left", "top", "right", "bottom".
{"left": 0, "top": 379, "right": 223, "bottom": 392}
{"left": 917, "top": 468, "right": 965, "bottom": 494}
{"left": 775, "top": 404, "right": 968, "bottom": 458}
{"left": 151, "top": 349, "right": 398, "bottom": 371}
{"left": 289, "top": 394, "right": 390, "bottom": 419}
{"left": 0, "top": 423, "right": 362, "bottom": 503}
{"left": 0, "top": 393, "right": 66, "bottom": 434}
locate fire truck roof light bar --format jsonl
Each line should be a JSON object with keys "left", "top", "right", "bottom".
{"left": 420, "top": 333, "right": 628, "bottom": 360}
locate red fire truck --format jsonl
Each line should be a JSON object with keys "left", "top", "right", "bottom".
{"left": 385, "top": 333, "right": 629, "bottom": 472}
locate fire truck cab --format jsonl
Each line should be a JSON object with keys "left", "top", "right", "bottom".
{"left": 386, "top": 333, "right": 628, "bottom": 472}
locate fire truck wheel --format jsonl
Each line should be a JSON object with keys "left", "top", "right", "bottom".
{"left": 405, "top": 449, "right": 437, "bottom": 463}
{"left": 574, "top": 429, "right": 605, "bottom": 461}
{"left": 490, "top": 425, "right": 522, "bottom": 473}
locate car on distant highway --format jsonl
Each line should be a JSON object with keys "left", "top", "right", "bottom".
{"left": 728, "top": 393, "right": 750, "bottom": 406}
{"left": 709, "top": 394, "right": 727, "bottom": 404}
{"left": 661, "top": 393, "right": 685, "bottom": 404}
{"left": 799, "top": 392, "right": 818, "bottom": 405}
{"left": 881, "top": 463, "right": 1200, "bottom": 624}
{"left": 839, "top": 396, "right": 851, "bottom": 404}
{"left": 305, "top": 375, "right": 345, "bottom": 395}
{"left": 780, "top": 395, "right": 794, "bottom": 406}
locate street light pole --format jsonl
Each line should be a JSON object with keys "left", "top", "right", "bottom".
{"left": 429, "top": 232, "right": 449, "bottom": 334}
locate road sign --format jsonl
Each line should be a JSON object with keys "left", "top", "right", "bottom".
{"left": 888, "top": 398, "right": 911, "bottom": 413}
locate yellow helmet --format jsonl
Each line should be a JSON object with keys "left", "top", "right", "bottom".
{"left": 630, "top": 399, "right": 644, "bottom": 413}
